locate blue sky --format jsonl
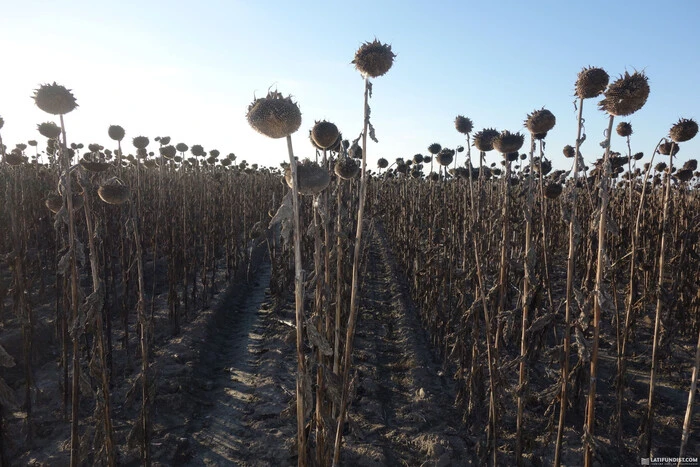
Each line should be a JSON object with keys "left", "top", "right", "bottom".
{"left": 1, "top": 0, "right": 699, "bottom": 171}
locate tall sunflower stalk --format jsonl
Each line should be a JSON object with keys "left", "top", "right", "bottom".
{"left": 333, "top": 39, "right": 395, "bottom": 467}
{"left": 555, "top": 66, "right": 608, "bottom": 466}
{"left": 246, "top": 91, "right": 307, "bottom": 465}
{"left": 584, "top": 71, "right": 649, "bottom": 467}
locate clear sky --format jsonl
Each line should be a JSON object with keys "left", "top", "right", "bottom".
{"left": 1, "top": 0, "right": 699, "bottom": 172}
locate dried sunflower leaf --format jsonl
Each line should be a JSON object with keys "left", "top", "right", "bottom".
{"left": 0, "top": 344, "right": 15, "bottom": 368}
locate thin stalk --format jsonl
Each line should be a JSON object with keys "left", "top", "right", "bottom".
{"left": 583, "top": 114, "right": 615, "bottom": 467}
{"left": 286, "top": 134, "right": 307, "bottom": 467}
{"left": 332, "top": 76, "right": 371, "bottom": 466}
{"left": 642, "top": 148, "right": 674, "bottom": 457}
{"left": 81, "top": 175, "right": 115, "bottom": 466}
{"left": 555, "top": 96, "right": 584, "bottom": 467}
{"left": 516, "top": 136, "right": 536, "bottom": 465}
{"left": 129, "top": 196, "right": 150, "bottom": 466}
{"left": 59, "top": 114, "right": 82, "bottom": 467}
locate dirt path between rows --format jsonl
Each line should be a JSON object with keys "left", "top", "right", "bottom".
{"left": 151, "top": 221, "right": 476, "bottom": 466}
{"left": 340, "top": 222, "right": 475, "bottom": 466}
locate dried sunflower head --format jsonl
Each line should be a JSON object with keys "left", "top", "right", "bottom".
{"left": 0, "top": 116, "right": 4, "bottom": 130}
{"left": 108, "top": 125, "right": 125, "bottom": 142}
{"left": 575, "top": 67, "right": 609, "bottom": 99}
{"left": 525, "top": 108, "right": 556, "bottom": 135}
{"left": 428, "top": 143, "right": 442, "bottom": 155}
{"left": 563, "top": 145, "right": 575, "bottom": 158}
{"left": 311, "top": 120, "right": 340, "bottom": 149}
{"left": 160, "top": 145, "right": 177, "bottom": 159}
{"left": 544, "top": 182, "right": 563, "bottom": 199}
{"left": 436, "top": 148, "right": 454, "bottom": 166}
{"left": 33, "top": 82, "right": 78, "bottom": 115}
{"left": 285, "top": 159, "right": 330, "bottom": 195}
{"left": 38, "top": 122, "right": 62, "bottom": 139}
{"left": 472, "top": 128, "right": 499, "bottom": 152}
{"left": 599, "top": 71, "right": 650, "bottom": 116}
{"left": 132, "top": 136, "right": 149, "bottom": 149}
{"left": 682, "top": 159, "right": 697, "bottom": 171}
{"left": 676, "top": 168, "right": 693, "bottom": 182}
{"left": 658, "top": 140, "right": 680, "bottom": 156}
{"left": 334, "top": 156, "right": 360, "bottom": 180}
{"left": 493, "top": 130, "right": 525, "bottom": 154}
{"left": 616, "top": 122, "right": 633, "bottom": 137}
{"left": 98, "top": 178, "right": 130, "bottom": 205}
{"left": 353, "top": 39, "right": 396, "bottom": 78}
{"left": 176, "top": 143, "right": 189, "bottom": 153}
{"left": 191, "top": 144, "right": 205, "bottom": 157}
{"left": 455, "top": 115, "right": 474, "bottom": 135}
{"left": 669, "top": 118, "right": 698, "bottom": 143}
{"left": 247, "top": 91, "right": 302, "bottom": 139}
{"left": 377, "top": 158, "right": 389, "bottom": 169}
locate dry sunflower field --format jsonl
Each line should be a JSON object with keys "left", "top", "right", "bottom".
{"left": 0, "top": 40, "right": 699, "bottom": 467}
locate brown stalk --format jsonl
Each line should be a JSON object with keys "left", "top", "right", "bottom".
{"left": 79, "top": 173, "right": 115, "bottom": 466}
{"left": 516, "top": 136, "right": 536, "bottom": 465}
{"left": 583, "top": 113, "right": 615, "bottom": 467}
{"left": 641, "top": 145, "right": 675, "bottom": 457}
{"left": 555, "top": 96, "right": 584, "bottom": 466}
{"left": 285, "top": 134, "right": 308, "bottom": 467}
{"left": 332, "top": 76, "right": 371, "bottom": 466}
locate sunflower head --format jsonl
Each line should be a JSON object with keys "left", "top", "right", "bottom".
{"left": 472, "top": 128, "right": 499, "bottom": 152}
{"left": 38, "top": 122, "right": 62, "bottom": 139}
{"left": 525, "top": 108, "right": 556, "bottom": 135}
{"left": 160, "top": 145, "right": 177, "bottom": 159}
{"left": 616, "top": 122, "right": 633, "bottom": 137}
{"left": 493, "top": 130, "right": 525, "bottom": 154}
{"left": 353, "top": 39, "right": 396, "bottom": 78}
{"left": 247, "top": 91, "right": 302, "bottom": 139}
{"left": 132, "top": 136, "right": 149, "bottom": 149}
{"left": 575, "top": 67, "right": 609, "bottom": 99}
{"left": 658, "top": 140, "right": 679, "bottom": 156}
{"left": 311, "top": 120, "right": 340, "bottom": 149}
{"left": 427, "top": 143, "right": 442, "bottom": 155}
{"left": 33, "top": 82, "right": 78, "bottom": 115}
{"left": 108, "top": 125, "right": 125, "bottom": 142}
{"left": 599, "top": 71, "right": 650, "bottom": 116}
{"left": 669, "top": 118, "right": 698, "bottom": 143}
{"left": 191, "top": 144, "right": 205, "bottom": 157}
{"left": 455, "top": 115, "right": 474, "bottom": 135}
{"left": 334, "top": 156, "right": 360, "bottom": 180}
{"left": 436, "top": 148, "right": 455, "bottom": 166}
{"left": 377, "top": 158, "right": 389, "bottom": 169}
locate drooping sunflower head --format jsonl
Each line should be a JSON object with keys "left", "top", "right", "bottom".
{"left": 352, "top": 39, "right": 396, "bottom": 78}
{"left": 669, "top": 118, "right": 698, "bottom": 143}
{"left": 575, "top": 67, "right": 609, "bottom": 99}
{"left": 493, "top": 130, "right": 525, "bottom": 154}
{"left": 108, "top": 125, "right": 125, "bottom": 142}
{"left": 247, "top": 90, "right": 302, "bottom": 139}
{"left": 525, "top": 108, "right": 556, "bottom": 135}
{"left": 616, "top": 122, "right": 633, "bottom": 137}
{"left": 132, "top": 136, "right": 149, "bottom": 150}
{"left": 33, "top": 82, "right": 78, "bottom": 115}
{"left": 37, "top": 122, "right": 62, "bottom": 139}
{"left": 599, "top": 71, "right": 650, "bottom": 116}
{"left": 311, "top": 120, "right": 340, "bottom": 149}
{"left": 472, "top": 128, "right": 500, "bottom": 152}
{"left": 455, "top": 115, "right": 474, "bottom": 135}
